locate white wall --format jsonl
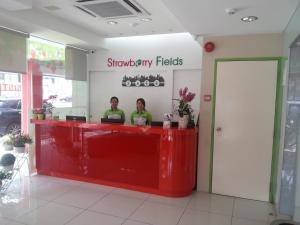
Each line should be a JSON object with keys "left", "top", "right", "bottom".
{"left": 89, "top": 33, "right": 202, "bottom": 71}
{"left": 88, "top": 33, "right": 202, "bottom": 123}
{"left": 89, "top": 70, "right": 173, "bottom": 123}
{"left": 198, "top": 33, "right": 283, "bottom": 192}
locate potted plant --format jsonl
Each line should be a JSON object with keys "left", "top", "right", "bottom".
{"left": 0, "top": 170, "right": 12, "bottom": 187}
{"left": 10, "top": 132, "right": 32, "bottom": 153}
{"left": 173, "top": 87, "right": 196, "bottom": 128}
{"left": 43, "top": 95, "right": 56, "bottom": 120}
{"left": 0, "top": 154, "right": 16, "bottom": 171}
{"left": 33, "top": 108, "right": 45, "bottom": 120}
{"left": 43, "top": 102, "right": 54, "bottom": 119}
{"left": 32, "top": 108, "right": 39, "bottom": 120}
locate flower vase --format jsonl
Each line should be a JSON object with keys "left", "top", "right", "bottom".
{"left": 45, "top": 112, "right": 52, "bottom": 120}
{"left": 14, "top": 146, "right": 26, "bottom": 153}
{"left": 178, "top": 115, "right": 189, "bottom": 129}
{"left": 37, "top": 113, "right": 44, "bottom": 120}
{"left": 32, "top": 113, "right": 38, "bottom": 120}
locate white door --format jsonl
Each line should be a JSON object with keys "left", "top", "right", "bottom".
{"left": 212, "top": 60, "right": 278, "bottom": 201}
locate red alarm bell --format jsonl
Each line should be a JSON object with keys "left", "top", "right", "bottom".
{"left": 204, "top": 42, "right": 215, "bottom": 52}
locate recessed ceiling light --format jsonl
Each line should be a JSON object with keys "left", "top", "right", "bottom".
{"left": 140, "top": 18, "right": 152, "bottom": 22}
{"left": 129, "top": 22, "right": 139, "bottom": 27}
{"left": 107, "top": 21, "right": 118, "bottom": 25}
{"left": 241, "top": 16, "right": 258, "bottom": 22}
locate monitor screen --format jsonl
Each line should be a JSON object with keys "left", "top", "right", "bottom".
{"left": 66, "top": 115, "right": 86, "bottom": 122}
{"left": 151, "top": 121, "right": 163, "bottom": 127}
{"left": 101, "top": 118, "right": 124, "bottom": 124}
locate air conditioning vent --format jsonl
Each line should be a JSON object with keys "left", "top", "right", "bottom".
{"left": 123, "top": 0, "right": 141, "bottom": 13}
{"left": 74, "top": 0, "right": 150, "bottom": 19}
{"left": 74, "top": 6, "right": 97, "bottom": 17}
{"left": 76, "top": 0, "right": 95, "bottom": 2}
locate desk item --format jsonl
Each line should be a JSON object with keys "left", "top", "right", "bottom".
{"left": 66, "top": 115, "right": 86, "bottom": 122}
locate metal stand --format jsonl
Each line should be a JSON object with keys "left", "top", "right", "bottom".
{"left": 0, "top": 149, "right": 29, "bottom": 193}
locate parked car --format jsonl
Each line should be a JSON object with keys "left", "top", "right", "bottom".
{"left": 0, "top": 98, "right": 21, "bottom": 136}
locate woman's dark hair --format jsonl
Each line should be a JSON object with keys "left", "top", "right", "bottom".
{"left": 136, "top": 98, "right": 146, "bottom": 111}
{"left": 110, "top": 96, "right": 119, "bottom": 103}
{"left": 136, "top": 98, "right": 145, "bottom": 107}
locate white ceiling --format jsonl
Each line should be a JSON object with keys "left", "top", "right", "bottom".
{"left": 0, "top": 0, "right": 299, "bottom": 49}
{"left": 162, "top": 0, "right": 300, "bottom": 36}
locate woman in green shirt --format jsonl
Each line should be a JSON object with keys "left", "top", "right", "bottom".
{"left": 131, "top": 98, "right": 152, "bottom": 125}
{"left": 103, "top": 96, "right": 125, "bottom": 120}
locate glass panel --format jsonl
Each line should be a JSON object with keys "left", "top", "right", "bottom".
{"left": 280, "top": 45, "right": 300, "bottom": 215}
{"left": 43, "top": 75, "right": 72, "bottom": 108}
{"left": 28, "top": 37, "right": 88, "bottom": 120}
{"left": 0, "top": 72, "right": 22, "bottom": 135}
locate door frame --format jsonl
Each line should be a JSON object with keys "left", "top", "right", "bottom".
{"left": 209, "top": 57, "right": 284, "bottom": 203}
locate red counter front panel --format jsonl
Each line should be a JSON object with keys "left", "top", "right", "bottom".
{"left": 34, "top": 121, "right": 197, "bottom": 197}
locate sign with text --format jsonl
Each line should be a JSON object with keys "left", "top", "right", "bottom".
{"left": 107, "top": 56, "right": 183, "bottom": 69}
{"left": 0, "top": 83, "right": 21, "bottom": 92}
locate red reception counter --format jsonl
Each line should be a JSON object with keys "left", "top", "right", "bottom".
{"left": 31, "top": 120, "right": 198, "bottom": 197}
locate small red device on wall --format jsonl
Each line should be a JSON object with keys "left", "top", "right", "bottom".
{"left": 204, "top": 42, "right": 215, "bottom": 52}
{"left": 203, "top": 94, "right": 212, "bottom": 102}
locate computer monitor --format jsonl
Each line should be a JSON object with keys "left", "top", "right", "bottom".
{"left": 151, "top": 121, "right": 163, "bottom": 127}
{"left": 101, "top": 118, "right": 124, "bottom": 124}
{"left": 171, "top": 122, "right": 178, "bottom": 127}
{"left": 66, "top": 115, "right": 86, "bottom": 122}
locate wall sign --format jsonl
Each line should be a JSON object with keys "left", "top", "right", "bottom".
{"left": 108, "top": 56, "right": 183, "bottom": 69}
{"left": 122, "top": 74, "right": 165, "bottom": 87}
{"left": 0, "top": 83, "right": 21, "bottom": 91}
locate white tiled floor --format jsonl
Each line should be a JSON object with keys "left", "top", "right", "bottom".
{"left": 0, "top": 175, "right": 288, "bottom": 225}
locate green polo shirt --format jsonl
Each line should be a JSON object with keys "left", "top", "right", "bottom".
{"left": 103, "top": 108, "right": 125, "bottom": 120}
{"left": 131, "top": 111, "right": 152, "bottom": 125}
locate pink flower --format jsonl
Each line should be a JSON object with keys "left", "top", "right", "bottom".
{"left": 176, "top": 87, "right": 196, "bottom": 117}
{"left": 186, "top": 93, "right": 196, "bottom": 102}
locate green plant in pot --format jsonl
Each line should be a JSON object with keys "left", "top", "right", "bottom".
{"left": 0, "top": 154, "right": 16, "bottom": 171}
{"left": 10, "top": 132, "right": 32, "bottom": 153}
{"left": 0, "top": 170, "right": 12, "bottom": 187}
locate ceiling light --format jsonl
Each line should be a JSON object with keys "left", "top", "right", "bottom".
{"left": 129, "top": 23, "right": 139, "bottom": 27}
{"left": 107, "top": 21, "right": 118, "bottom": 25}
{"left": 241, "top": 16, "right": 258, "bottom": 22}
{"left": 140, "top": 18, "right": 152, "bottom": 22}
{"left": 225, "top": 8, "right": 237, "bottom": 15}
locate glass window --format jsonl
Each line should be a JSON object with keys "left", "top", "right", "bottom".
{"left": 43, "top": 75, "right": 72, "bottom": 108}
{"left": 0, "top": 72, "right": 22, "bottom": 136}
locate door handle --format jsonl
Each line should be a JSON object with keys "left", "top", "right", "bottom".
{"left": 216, "top": 127, "right": 222, "bottom": 132}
